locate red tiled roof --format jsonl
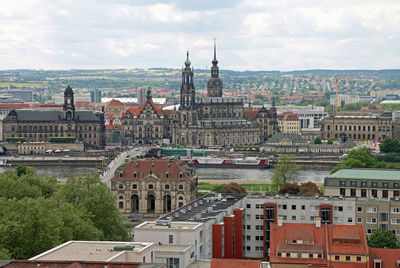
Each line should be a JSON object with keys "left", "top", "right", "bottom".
{"left": 369, "top": 248, "right": 400, "bottom": 268}
{"left": 210, "top": 258, "right": 261, "bottom": 268}
{"left": 139, "top": 98, "right": 162, "bottom": 117}
{"left": 108, "top": 99, "right": 125, "bottom": 106}
{"left": 277, "top": 112, "right": 299, "bottom": 121}
{"left": 243, "top": 108, "right": 260, "bottom": 120}
{"left": 327, "top": 225, "right": 368, "bottom": 256}
{"left": 270, "top": 222, "right": 369, "bottom": 266}
{"left": 112, "top": 158, "right": 194, "bottom": 181}
{"left": 121, "top": 106, "right": 140, "bottom": 119}
{"left": 105, "top": 124, "right": 122, "bottom": 130}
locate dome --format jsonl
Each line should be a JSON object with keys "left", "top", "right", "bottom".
{"left": 184, "top": 51, "right": 191, "bottom": 67}
{"left": 64, "top": 84, "right": 73, "bottom": 95}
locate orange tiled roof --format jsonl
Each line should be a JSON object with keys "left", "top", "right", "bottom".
{"left": 210, "top": 258, "right": 261, "bottom": 268}
{"left": 107, "top": 99, "right": 124, "bottom": 106}
{"left": 243, "top": 108, "right": 260, "bottom": 120}
{"left": 112, "top": 158, "right": 194, "bottom": 181}
{"left": 327, "top": 225, "right": 368, "bottom": 256}
{"left": 277, "top": 112, "right": 299, "bottom": 121}
{"left": 139, "top": 98, "right": 162, "bottom": 117}
{"left": 369, "top": 248, "right": 400, "bottom": 267}
{"left": 121, "top": 106, "right": 140, "bottom": 119}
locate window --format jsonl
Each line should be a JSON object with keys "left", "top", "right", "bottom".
{"left": 347, "top": 206, "right": 353, "bottom": 212}
{"left": 357, "top": 218, "right": 362, "bottom": 223}
{"left": 119, "top": 202, "right": 123, "bottom": 208}
{"left": 310, "top": 205, "right": 319, "bottom": 211}
{"left": 357, "top": 207, "right": 363, "bottom": 212}
{"left": 367, "top": 207, "right": 377, "bottom": 213}
{"left": 278, "top": 204, "right": 287, "bottom": 210}
{"left": 246, "top": 235, "right": 251, "bottom": 240}
{"left": 383, "top": 190, "right": 388, "bottom": 198}
{"left": 383, "top": 182, "right": 388, "bottom": 188}
{"left": 367, "top": 218, "right": 377, "bottom": 224}
{"left": 246, "top": 246, "right": 250, "bottom": 251}
{"left": 132, "top": 184, "right": 137, "bottom": 189}
{"left": 301, "top": 205, "right": 306, "bottom": 211}
{"left": 392, "top": 218, "right": 400, "bottom": 224}
{"left": 292, "top": 205, "right": 296, "bottom": 210}
{"left": 334, "top": 206, "right": 343, "bottom": 212}
{"left": 292, "top": 216, "right": 296, "bottom": 220}
{"left": 348, "top": 217, "right": 353, "bottom": 223}
{"left": 165, "top": 184, "right": 170, "bottom": 190}
{"left": 361, "top": 189, "right": 367, "bottom": 197}
{"left": 179, "top": 184, "right": 184, "bottom": 190}
{"left": 340, "top": 188, "right": 346, "bottom": 196}
{"left": 346, "top": 256, "right": 351, "bottom": 261}
{"left": 169, "top": 235, "right": 173, "bottom": 244}
{"left": 334, "top": 217, "right": 341, "bottom": 223}
{"left": 357, "top": 256, "right": 362, "bottom": 262}
{"left": 301, "top": 215, "right": 306, "bottom": 221}
{"left": 119, "top": 184, "right": 123, "bottom": 189}
{"left": 335, "top": 256, "right": 340, "bottom": 261}
{"left": 379, "top": 212, "right": 388, "bottom": 222}
{"left": 367, "top": 229, "right": 373, "bottom": 234}
{"left": 247, "top": 225, "right": 251, "bottom": 230}
{"left": 149, "top": 184, "right": 154, "bottom": 190}
{"left": 247, "top": 204, "right": 251, "bottom": 208}
{"left": 392, "top": 208, "right": 400, "bottom": 214}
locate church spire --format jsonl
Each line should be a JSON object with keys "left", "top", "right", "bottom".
{"left": 212, "top": 38, "right": 218, "bottom": 65}
{"left": 211, "top": 38, "right": 219, "bottom": 78}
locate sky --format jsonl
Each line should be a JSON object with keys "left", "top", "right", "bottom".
{"left": 1, "top": 0, "right": 400, "bottom": 71}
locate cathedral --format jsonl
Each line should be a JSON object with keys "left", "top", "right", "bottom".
{"left": 120, "top": 42, "right": 277, "bottom": 147}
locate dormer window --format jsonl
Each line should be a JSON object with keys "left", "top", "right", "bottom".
{"left": 179, "top": 172, "right": 183, "bottom": 178}
{"left": 165, "top": 172, "right": 169, "bottom": 178}
{"left": 134, "top": 172, "right": 137, "bottom": 178}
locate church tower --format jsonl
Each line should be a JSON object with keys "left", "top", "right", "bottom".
{"left": 63, "top": 84, "right": 75, "bottom": 120}
{"left": 180, "top": 51, "right": 196, "bottom": 109}
{"left": 206, "top": 39, "right": 223, "bottom": 97}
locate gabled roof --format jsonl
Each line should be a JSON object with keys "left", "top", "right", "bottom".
{"left": 121, "top": 106, "right": 140, "bottom": 119}
{"left": 327, "top": 224, "right": 368, "bottom": 256}
{"left": 277, "top": 112, "right": 299, "bottom": 121}
{"left": 139, "top": 98, "right": 162, "bottom": 117}
{"left": 112, "top": 158, "right": 194, "bottom": 181}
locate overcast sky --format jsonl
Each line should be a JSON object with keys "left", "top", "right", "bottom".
{"left": 1, "top": 0, "right": 400, "bottom": 71}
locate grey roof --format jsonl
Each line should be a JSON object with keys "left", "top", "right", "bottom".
{"left": 308, "top": 141, "right": 357, "bottom": 148}
{"left": 267, "top": 133, "right": 307, "bottom": 144}
{"left": 13, "top": 109, "right": 100, "bottom": 122}
{"left": 159, "top": 193, "right": 246, "bottom": 222}
{"left": 0, "top": 261, "right": 12, "bottom": 267}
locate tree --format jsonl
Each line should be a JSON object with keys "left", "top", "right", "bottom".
{"left": 380, "top": 136, "right": 400, "bottom": 153}
{"left": 279, "top": 183, "right": 300, "bottom": 194}
{"left": 221, "top": 183, "right": 247, "bottom": 194}
{"left": 57, "top": 173, "right": 130, "bottom": 241}
{"left": 299, "top": 182, "right": 321, "bottom": 195}
{"left": 0, "top": 167, "right": 130, "bottom": 259}
{"left": 368, "top": 229, "right": 400, "bottom": 249}
{"left": 314, "top": 137, "right": 322, "bottom": 144}
{"left": 272, "top": 154, "right": 299, "bottom": 187}
{"left": 327, "top": 139, "right": 333, "bottom": 145}
{"left": 331, "top": 148, "right": 387, "bottom": 173}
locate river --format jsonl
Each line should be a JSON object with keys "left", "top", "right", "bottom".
{"left": 0, "top": 165, "right": 331, "bottom": 184}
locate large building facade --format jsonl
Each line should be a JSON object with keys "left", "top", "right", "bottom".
{"left": 321, "top": 112, "right": 393, "bottom": 142}
{"left": 120, "top": 45, "right": 277, "bottom": 147}
{"left": 2, "top": 85, "right": 105, "bottom": 149}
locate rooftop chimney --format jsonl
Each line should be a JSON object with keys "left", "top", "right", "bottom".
{"left": 315, "top": 217, "right": 321, "bottom": 228}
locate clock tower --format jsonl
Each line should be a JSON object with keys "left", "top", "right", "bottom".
{"left": 206, "top": 39, "right": 223, "bottom": 97}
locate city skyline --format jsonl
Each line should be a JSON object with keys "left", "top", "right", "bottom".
{"left": 1, "top": 0, "right": 400, "bottom": 70}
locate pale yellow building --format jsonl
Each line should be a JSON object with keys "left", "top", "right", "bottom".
{"left": 277, "top": 112, "right": 300, "bottom": 134}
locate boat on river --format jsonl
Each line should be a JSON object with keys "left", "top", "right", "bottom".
{"left": 188, "top": 157, "right": 270, "bottom": 169}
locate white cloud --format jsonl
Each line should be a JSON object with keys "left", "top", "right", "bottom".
{"left": 0, "top": 0, "right": 399, "bottom": 70}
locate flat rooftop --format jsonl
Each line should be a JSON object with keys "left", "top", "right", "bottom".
{"left": 135, "top": 221, "right": 202, "bottom": 230}
{"left": 327, "top": 168, "right": 400, "bottom": 181}
{"left": 30, "top": 241, "right": 153, "bottom": 262}
{"left": 159, "top": 193, "right": 247, "bottom": 222}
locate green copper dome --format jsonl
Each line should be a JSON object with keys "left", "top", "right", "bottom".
{"left": 184, "top": 51, "right": 191, "bottom": 67}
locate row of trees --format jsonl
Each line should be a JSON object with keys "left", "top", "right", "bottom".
{"left": 0, "top": 166, "right": 130, "bottom": 259}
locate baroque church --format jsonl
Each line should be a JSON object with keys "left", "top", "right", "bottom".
{"left": 120, "top": 42, "right": 277, "bottom": 147}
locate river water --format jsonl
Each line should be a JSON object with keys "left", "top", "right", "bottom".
{"left": 196, "top": 167, "right": 331, "bottom": 184}
{"left": 0, "top": 166, "right": 331, "bottom": 184}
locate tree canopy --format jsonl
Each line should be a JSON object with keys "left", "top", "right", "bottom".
{"left": 272, "top": 154, "right": 299, "bottom": 187}
{"left": 379, "top": 136, "right": 400, "bottom": 153}
{"left": 331, "top": 148, "right": 391, "bottom": 174}
{"left": 0, "top": 167, "right": 130, "bottom": 260}
{"left": 368, "top": 229, "right": 400, "bottom": 249}
{"left": 279, "top": 182, "right": 321, "bottom": 195}
{"left": 314, "top": 137, "right": 322, "bottom": 144}
{"left": 221, "top": 182, "right": 247, "bottom": 194}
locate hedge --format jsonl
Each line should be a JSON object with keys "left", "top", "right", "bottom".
{"left": 49, "top": 137, "right": 76, "bottom": 143}
{"left": 7, "top": 137, "right": 26, "bottom": 142}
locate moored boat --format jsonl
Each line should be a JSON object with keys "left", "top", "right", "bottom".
{"left": 188, "top": 157, "right": 270, "bottom": 169}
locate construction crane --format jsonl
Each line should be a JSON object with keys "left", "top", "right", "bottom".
{"left": 334, "top": 76, "right": 351, "bottom": 116}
